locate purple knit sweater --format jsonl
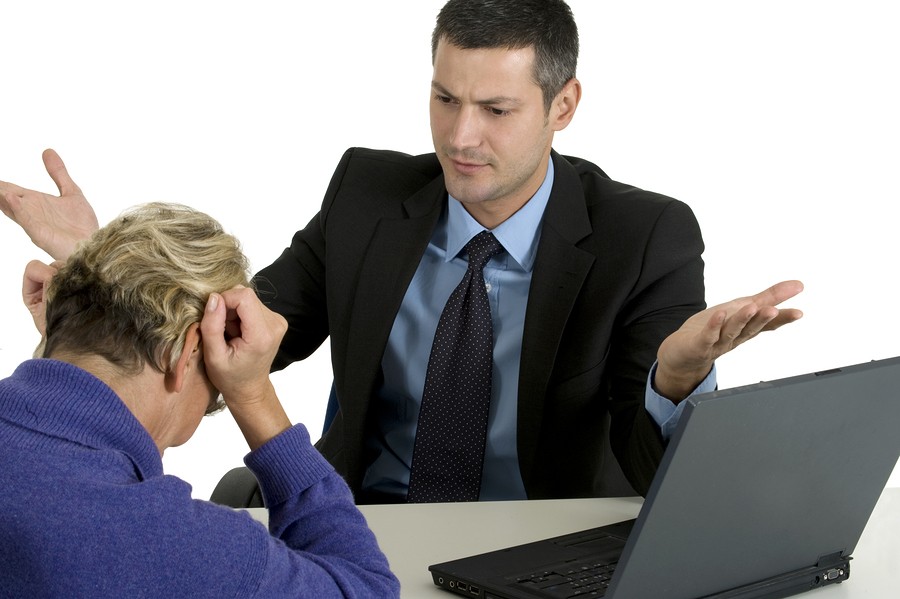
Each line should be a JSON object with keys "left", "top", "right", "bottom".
{"left": 0, "top": 359, "right": 400, "bottom": 598}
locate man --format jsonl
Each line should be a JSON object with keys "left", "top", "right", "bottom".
{"left": 0, "top": 0, "right": 802, "bottom": 504}
{"left": 0, "top": 203, "right": 399, "bottom": 597}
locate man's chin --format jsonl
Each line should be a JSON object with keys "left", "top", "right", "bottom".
{"left": 444, "top": 174, "right": 494, "bottom": 204}
{"left": 446, "top": 187, "right": 493, "bottom": 206}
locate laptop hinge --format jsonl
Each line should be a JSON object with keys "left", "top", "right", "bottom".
{"left": 816, "top": 551, "right": 845, "bottom": 568}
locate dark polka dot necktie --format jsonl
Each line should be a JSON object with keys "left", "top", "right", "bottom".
{"left": 407, "top": 231, "right": 504, "bottom": 503}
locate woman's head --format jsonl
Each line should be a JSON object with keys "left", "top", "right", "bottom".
{"left": 43, "top": 202, "right": 251, "bottom": 377}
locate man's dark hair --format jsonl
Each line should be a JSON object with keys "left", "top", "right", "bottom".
{"left": 432, "top": 0, "right": 579, "bottom": 112}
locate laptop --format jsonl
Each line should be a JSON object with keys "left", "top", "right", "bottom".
{"left": 429, "top": 356, "right": 900, "bottom": 599}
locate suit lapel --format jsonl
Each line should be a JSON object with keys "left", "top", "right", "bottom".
{"left": 339, "top": 176, "right": 446, "bottom": 481}
{"left": 517, "top": 152, "right": 596, "bottom": 486}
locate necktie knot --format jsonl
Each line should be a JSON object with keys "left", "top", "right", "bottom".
{"left": 465, "top": 231, "right": 503, "bottom": 272}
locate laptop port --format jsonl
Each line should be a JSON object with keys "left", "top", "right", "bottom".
{"left": 457, "top": 582, "right": 469, "bottom": 592}
{"left": 469, "top": 585, "right": 480, "bottom": 595}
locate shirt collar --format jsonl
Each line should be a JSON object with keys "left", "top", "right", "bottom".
{"left": 445, "top": 158, "right": 554, "bottom": 272}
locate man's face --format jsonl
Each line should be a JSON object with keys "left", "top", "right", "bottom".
{"left": 430, "top": 40, "right": 557, "bottom": 228}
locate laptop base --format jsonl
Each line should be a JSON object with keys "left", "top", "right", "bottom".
{"left": 430, "top": 525, "right": 850, "bottom": 599}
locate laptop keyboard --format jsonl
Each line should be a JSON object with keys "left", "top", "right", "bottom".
{"left": 514, "top": 560, "right": 617, "bottom": 598}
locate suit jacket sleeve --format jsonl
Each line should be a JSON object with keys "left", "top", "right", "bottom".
{"left": 253, "top": 150, "right": 352, "bottom": 371}
{"left": 607, "top": 197, "right": 706, "bottom": 495}
{"left": 522, "top": 155, "right": 705, "bottom": 499}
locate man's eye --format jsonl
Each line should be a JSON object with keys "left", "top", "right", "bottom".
{"left": 435, "top": 95, "right": 454, "bottom": 104}
{"left": 488, "top": 107, "right": 510, "bottom": 117}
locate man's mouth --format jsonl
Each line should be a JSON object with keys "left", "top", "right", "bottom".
{"left": 449, "top": 157, "right": 488, "bottom": 175}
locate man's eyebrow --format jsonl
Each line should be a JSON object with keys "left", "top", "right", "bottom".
{"left": 431, "top": 81, "right": 521, "bottom": 106}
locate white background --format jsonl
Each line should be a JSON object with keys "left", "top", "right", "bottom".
{"left": 2, "top": 1, "right": 897, "bottom": 498}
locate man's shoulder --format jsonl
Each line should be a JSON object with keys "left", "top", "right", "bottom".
{"left": 557, "top": 153, "right": 685, "bottom": 209}
{"left": 550, "top": 153, "right": 698, "bottom": 243}
{"left": 338, "top": 147, "right": 442, "bottom": 182}
{"left": 558, "top": 153, "right": 611, "bottom": 181}
{"left": 320, "top": 148, "right": 444, "bottom": 218}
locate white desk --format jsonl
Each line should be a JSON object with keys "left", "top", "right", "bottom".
{"left": 361, "top": 488, "right": 898, "bottom": 598}
{"left": 250, "top": 487, "right": 899, "bottom": 598}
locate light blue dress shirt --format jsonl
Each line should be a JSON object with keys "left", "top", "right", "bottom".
{"left": 363, "top": 160, "right": 716, "bottom": 500}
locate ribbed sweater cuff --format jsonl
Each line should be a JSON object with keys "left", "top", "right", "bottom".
{"left": 243, "top": 424, "right": 334, "bottom": 506}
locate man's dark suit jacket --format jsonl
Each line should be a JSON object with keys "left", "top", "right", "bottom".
{"left": 254, "top": 147, "right": 706, "bottom": 501}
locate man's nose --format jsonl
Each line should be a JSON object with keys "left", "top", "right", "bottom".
{"left": 448, "top": 106, "right": 482, "bottom": 150}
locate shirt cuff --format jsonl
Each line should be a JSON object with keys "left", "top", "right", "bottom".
{"left": 645, "top": 361, "right": 717, "bottom": 440}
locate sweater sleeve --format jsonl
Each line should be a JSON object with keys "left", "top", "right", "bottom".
{"left": 243, "top": 424, "right": 400, "bottom": 598}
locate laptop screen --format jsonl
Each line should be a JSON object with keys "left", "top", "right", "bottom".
{"left": 607, "top": 356, "right": 900, "bottom": 597}
{"left": 429, "top": 356, "right": 900, "bottom": 599}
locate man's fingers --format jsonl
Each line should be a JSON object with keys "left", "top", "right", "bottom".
{"left": 41, "top": 148, "right": 82, "bottom": 196}
{"left": 742, "top": 304, "right": 777, "bottom": 331}
{"left": 712, "top": 304, "right": 754, "bottom": 344}
{"left": 760, "top": 308, "right": 804, "bottom": 332}
{"left": 699, "top": 309, "right": 728, "bottom": 343}
{"left": 0, "top": 190, "right": 19, "bottom": 219}
{"left": 709, "top": 304, "right": 774, "bottom": 350}
{"left": 712, "top": 281, "right": 804, "bottom": 345}
{"left": 719, "top": 304, "right": 801, "bottom": 348}
{"left": 751, "top": 280, "right": 804, "bottom": 307}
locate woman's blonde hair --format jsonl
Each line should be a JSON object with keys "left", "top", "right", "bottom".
{"left": 43, "top": 202, "right": 251, "bottom": 374}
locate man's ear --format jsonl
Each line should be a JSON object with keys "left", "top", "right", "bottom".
{"left": 165, "top": 323, "right": 202, "bottom": 394}
{"left": 550, "top": 77, "right": 582, "bottom": 132}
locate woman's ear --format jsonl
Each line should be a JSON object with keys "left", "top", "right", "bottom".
{"left": 165, "top": 323, "right": 202, "bottom": 394}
